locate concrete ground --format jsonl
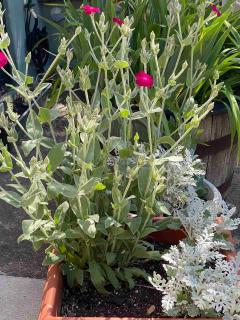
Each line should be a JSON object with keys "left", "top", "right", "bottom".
{"left": 0, "top": 275, "right": 44, "bottom": 320}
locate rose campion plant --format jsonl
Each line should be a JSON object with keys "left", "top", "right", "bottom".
{"left": 0, "top": 3, "right": 223, "bottom": 296}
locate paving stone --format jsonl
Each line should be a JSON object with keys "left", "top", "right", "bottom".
{"left": 0, "top": 275, "right": 44, "bottom": 320}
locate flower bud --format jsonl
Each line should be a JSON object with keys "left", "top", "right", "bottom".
{"left": 98, "top": 13, "right": 108, "bottom": 33}
{"left": 58, "top": 37, "right": 67, "bottom": 55}
{"left": 120, "top": 17, "right": 134, "bottom": 38}
{"left": 66, "top": 49, "right": 73, "bottom": 65}
{"left": 79, "top": 66, "right": 91, "bottom": 91}
{"left": 75, "top": 26, "right": 81, "bottom": 35}
{"left": 25, "top": 52, "right": 32, "bottom": 65}
{"left": 213, "top": 70, "right": 220, "bottom": 81}
{"left": 150, "top": 32, "right": 160, "bottom": 56}
{"left": 140, "top": 38, "right": 151, "bottom": 64}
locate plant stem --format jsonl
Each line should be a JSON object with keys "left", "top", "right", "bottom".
{"left": 147, "top": 115, "right": 153, "bottom": 154}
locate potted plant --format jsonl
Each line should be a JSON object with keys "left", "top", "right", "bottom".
{"left": 41, "top": 0, "right": 240, "bottom": 193}
{"left": 0, "top": 3, "right": 239, "bottom": 320}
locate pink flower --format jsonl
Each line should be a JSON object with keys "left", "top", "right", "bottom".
{"left": 211, "top": 4, "right": 222, "bottom": 17}
{"left": 0, "top": 51, "right": 8, "bottom": 68}
{"left": 113, "top": 17, "right": 124, "bottom": 26}
{"left": 82, "top": 4, "right": 101, "bottom": 15}
{"left": 135, "top": 71, "right": 154, "bottom": 88}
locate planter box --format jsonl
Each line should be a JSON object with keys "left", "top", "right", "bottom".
{"left": 38, "top": 180, "right": 235, "bottom": 320}
{"left": 38, "top": 232, "right": 236, "bottom": 320}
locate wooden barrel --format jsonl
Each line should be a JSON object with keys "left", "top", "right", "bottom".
{"left": 196, "top": 109, "right": 238, "bottom": 194}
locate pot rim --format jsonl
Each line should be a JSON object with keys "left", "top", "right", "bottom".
{"left": 203, "top": 179, "right": 222, "bottom": 203}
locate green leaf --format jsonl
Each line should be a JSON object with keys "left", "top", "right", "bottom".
{"left": 48, "top": 230, "right": 67, "bottom": 241}
{"left": 106, "top": 252, "right": 116, "bottom": 265}
{"left": 0, "top": 36, "right": 10, "bottom": 49}
{"left": 0, "top": 147, "right": 13, "bottom": 172}
{"left": 123, "top": 268, "right": 135, "bottom": 289}
{"left": 38, "top": 108, "right": 52, "bottom": 123}
{"left": 119, "top": 148, "right": 132, "bottom": 160}
{"left": 134, "top": 132, "right": 140, "bottom": 142}
{"left": 167, "top": 219, "right": 182, "bottom": 230}
{"left": 40, "top": 137, "right": 55, "bottom": 149}
{"left": 25, "top": 75, "right": 34, "bottom": 85}
{"left": 47, "top": 181, "right": 77, "bottom": 199}
{"left": 54, "top": 201, "right": 69, "bottom": 226}
{"left": 77, "top": 218, "right": 97, "bottom": 238}
{"left": 138, "top": 165, "right": 154, "bottom": 197}
{"left": 127, "top": 216, "right": 142, "bottom": 235}
{"left": 133, "top": 246, "right": 161, "bottom": 260}
{"left": 158, "top": 136, "right": 175, "bottom": 147}
{"left": 153, "top": 201, "right": 171, "bottom": 216}
{"left": 128, "top": 267, "right": 147, "bottom": 279}
{"left": 22, "top": 140, "right": 36, "bottom": 157}
{"left": 62, "top": 264, "right": 84, "bottom": 288}
{"left": 102, "top": 264, "right": 120, "bottom": 289}
{"left": 26, "top": 111, "right": 43, "bottom": 139}
{"left": 114, "top": 60, "right": 129, "bottom": 69}
{"left": 140, "top": 226, "right": 157, "bottom": 238}
{"left": 120, "top": 109, "right": 130, "bottom": 118}
{"left": 95, "top": 182, "right": 106, "bottom": 191}
{"left": 0, "top": 190, "right": 21, "bottom": 208}
{"left": 104, "top": 217, "right": 121, "bottom": 229}
{"left": 42, "top": 252, "right": 65, "bottom": 266}
{"left": 89, "top": 261, "right": 108, "bottom": 294}
{"left": 47, "top": 143, "right": 65, "bottom": 173}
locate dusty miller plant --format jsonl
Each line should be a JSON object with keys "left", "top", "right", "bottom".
{"left": 0, "top": 5, "right": 219, "bottom": 292}
{"left": 150, "top": 195, "right": 240, "bottom": 319}
{"left": 150, "top": 233, "right": 240, "bottom": 319}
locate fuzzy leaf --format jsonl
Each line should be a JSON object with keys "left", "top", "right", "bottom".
{"left": 38, "top": 108, "right": 52, "bottom": 123}
{"left": 78, "top": 218, "right": 97, "bottom": 238}
{"left": 127, "top": 216, "right": 142, "bottom": 234}
{"left": 0, "top": 190, "right": 21, "bottom": 208}
{"left": 47, "top": 181, "right": 77, "bottom": 199}
{"left": 54, "top": 201, "right": 69, "bottom": 226}
{"left": 102, "top": 264, "right": 120, "bottom": 289}
{"left": 89, "top": 261, "right": 108, "bottom": 294}
{"left": 47, "top": 143, "right": 65, "bottom": 173}
{"left": 42, "top": 252, "right": 65, "bottom": 266}
{"left": 22, "top": 140, "right": 36, "bottom": 156}
{"left": 0, "top": 147, "right": 13, "bottom": 172}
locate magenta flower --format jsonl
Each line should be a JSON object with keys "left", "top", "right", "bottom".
{"left": 0, "top": 51, "right": 8, "bottom": 68}
{"left": 211, "top": 4, "right": 222, "bottom": 17}
{"left": 82, "top": 4, "right": 101, "bottom": 15}
{"left": 135, "top": 71, "right": 154, "bottom": 88}
{"left": 113, "top": 17, "right": 124, "bottom": 26}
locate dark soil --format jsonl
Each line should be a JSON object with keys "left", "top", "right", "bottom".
{"left": 61, "top": 260, "right": 166, "bottom": 318}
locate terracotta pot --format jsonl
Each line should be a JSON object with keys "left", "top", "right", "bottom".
{"left": 149, "top": 179, "right": 222, "bottom": 244}
{"left": 149, "top": 216, "right": 186, "bottom": 244}
{"left": 38, "top": 233, "right": 236, "bottom": 320}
